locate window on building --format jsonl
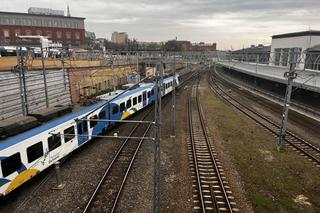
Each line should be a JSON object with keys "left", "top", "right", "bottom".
{"left": 14, "top": 29, "right": 20, "bottom": 37}
{"left": 64, "top": 126, "right": 75, "bottom": 142}
{"left": 47, "top": 31, "right": 52, "bottom": 38}
{"left": 26, "top": 30, "right": 32, "bottom": 36}
{"left": 112, "top": 105, "right": 119, "bottom": 114}
{"left": 127, "top": 99, "right": 132, "bottom": 108}
{"left": 1, "top": 153, "right": 22, "bottom": 177}
{"left": 3, "top": 30, "right": 10, "bottom": 38}
{"left": 75, "top": 32, "right": 80, "bottom": 40}
{"left": 120, "top": 102, "right": 125, "bottom": 112}
{"left": 90, "top": 115, "right": 98, "bottom": 128}
{"left": 66, "top": 32, "right": 71, "bottom": 39}
{"left": 56, "top": 31, "right": 62, "bottom": 39}
{"left": 27, "top": 142, "right": 43, "bottom": 163}
{"left": 36, "top": 30, "right": 42, "bottom": 36}
{"left": 48, "top": 133, "right": 61, "bottom": 152}
{"left": 133, "top": 97, "right": 137, "bottom": 106}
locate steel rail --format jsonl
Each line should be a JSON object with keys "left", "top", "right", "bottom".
{"left": 209, "top": 72, "right": 320, "bottom": 167}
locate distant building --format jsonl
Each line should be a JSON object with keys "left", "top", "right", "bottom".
{"left": 233, "top": 44, "right": 271, "bottom": 64}
{"left": 164, "top": 40, "right": 192, "bottom": 51}
{"left": 191, "top": 42, "right": 217, "bottom": 51}
{"left": 270, "top": 30, "right": 320, "bottom": 69}
{"left": 0, "top": 7, "right": 86, "bottom": 47}
{"left": 111, "top": 32, "right": 128, "bottom": 44}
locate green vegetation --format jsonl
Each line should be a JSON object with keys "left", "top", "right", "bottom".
{"left": 201, "top": 90, "right": 320, "bottom": 213}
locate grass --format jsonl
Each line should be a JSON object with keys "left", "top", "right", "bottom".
{"left": 201, "top": 90, "right": 320, "bottom": 213}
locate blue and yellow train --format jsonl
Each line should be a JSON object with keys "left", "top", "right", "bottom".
{"left": 0, "top": 74, "right": 179, "bottom": 196}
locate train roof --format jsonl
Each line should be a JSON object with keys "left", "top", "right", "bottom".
{"left": 0, "top": 102, "right": 106, "bottom": 151}
{"left": 0, "top": 74, "right": 178, "bottom": 151}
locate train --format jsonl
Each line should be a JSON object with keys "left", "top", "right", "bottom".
{"left": 0, "top": 74, "right": 180, "bottom": 196}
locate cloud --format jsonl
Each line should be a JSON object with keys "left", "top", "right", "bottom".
{"left": 2, "top": 0, "right": 320, "bottom": 49}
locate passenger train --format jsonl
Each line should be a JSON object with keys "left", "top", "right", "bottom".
{"left": 0, "top": 74, "right": 180, "bottom": 196}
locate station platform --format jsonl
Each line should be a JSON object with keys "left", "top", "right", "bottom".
{"left": 217, "top": 61, "right": 320, "bottom": 93}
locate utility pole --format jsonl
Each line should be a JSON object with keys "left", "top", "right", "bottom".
{"left": 41, "top": 46, "right": 49, "bottom": 108}
{"left": 154, "top": 61, "right": 163, "bottom": 213}
{"left": 278, "top": 49, "right": 298, "bottom": 151}
{"left": 171, "top": 54, "right": 176, "bottom": 138}
{"left": 111, "top": 54, "right": 116, "bottom": 92}
{"left": 16, "top": 47, "right": 28, "bottom": 116}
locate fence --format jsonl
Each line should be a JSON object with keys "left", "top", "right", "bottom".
{"left": 0, "top": 69, "right": 71, "bottom": 120}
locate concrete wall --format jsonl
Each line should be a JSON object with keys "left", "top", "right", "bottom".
{"left": 0, "top": 69, "right": 71, "bottom": 120}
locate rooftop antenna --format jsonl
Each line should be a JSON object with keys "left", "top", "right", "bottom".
{"left": 67, "top": 4, "right": 71, "bottom": 17}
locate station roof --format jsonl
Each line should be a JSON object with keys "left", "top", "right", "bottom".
{"left": 272, "top": 30, "right": 320, "bottom": 39}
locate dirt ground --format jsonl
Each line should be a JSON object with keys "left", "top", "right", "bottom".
{"left": 199, "top": 73, "right": 320, "bottom": 213}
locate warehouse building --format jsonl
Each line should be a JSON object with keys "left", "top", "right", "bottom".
{"left": 269, "top": 30, "right": 320, "bottom": 69}
{"left": 0, "top": 7, "right": 86, "bottom": 47}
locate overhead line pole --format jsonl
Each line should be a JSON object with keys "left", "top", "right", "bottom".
{"left": 153, "top": 61, "right": 163, "bottom": 213}
{"left": 171, "top": 53, "right": 176, "bottom": 138}
{"left": 277, "top": 50, "right": 298, "bottom": 151}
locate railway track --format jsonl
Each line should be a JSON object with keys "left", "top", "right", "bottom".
{"left": 83, "top": 71, "right": 203, "bottom": 212}
{"left": 209, "top": 71, "right": 320, "bottom": 168}
{"left": 83, "top": 108, "right": 153, "bottom": 212}
{"left": 188, "top": 79, "right": 238, "bottom": 212}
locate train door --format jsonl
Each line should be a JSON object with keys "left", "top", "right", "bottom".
{"left": 143, "top": 91, "right": 147, "bottom": 107}
{"left": 77, "top": 119, "right": 89, "bottom": 146}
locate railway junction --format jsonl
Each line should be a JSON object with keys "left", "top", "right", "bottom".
{"left": 0, "top": 50, "right": 320, "bottom": 213}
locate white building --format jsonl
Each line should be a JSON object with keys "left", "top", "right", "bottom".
{"left": 270, "top": 30, "right": 320, "bottom": 69}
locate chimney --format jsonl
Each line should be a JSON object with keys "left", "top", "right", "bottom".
{"left": 67, "top": 4, "right": 71, "bottom": 17}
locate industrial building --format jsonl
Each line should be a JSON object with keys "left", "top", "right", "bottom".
{"left": 0, "top": 7, "right": 86, "bottom": 47}
{"left": 270, "top": 30, "right": 320, "bottom": 69}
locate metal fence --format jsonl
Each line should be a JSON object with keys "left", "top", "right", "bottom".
{"left": 216, "top": 50, "right": 320, "bottom": 71}
{"left": 0, "top": 69, "right": 71, "bottom": 120}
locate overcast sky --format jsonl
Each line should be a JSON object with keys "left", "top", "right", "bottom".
{"left": 2, "top": 0, "right": 320, "bottom": 49}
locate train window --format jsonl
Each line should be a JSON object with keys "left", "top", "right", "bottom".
{"left": 90, "top": 115, "right": 98, "bottom": 128}
{"left": 77, "top": 123, "right": 83, "bottom": 134}
{"left": 120, "top": 102, "right": 125, "bottom": 112}
{"left": 112, "top": 105, "right": 119, "bottom": 114}
{"left": 64, "top": 126, "right": 75, "bottom": 142}
{"left": 138, "top": 95, "right": 142, "bottom": 103}
{"left": 151, "top": 89, "right": 154, "bottom": 96}
{"left": 133, "top": 97, "right": 137, "bottom": 106}
{"left": 27, "top": 142, "right": 43, "bottom": 163}
{"left": 83, "top": 121, "right": 88, "bottom": 133}
{"left": 99, "top": 111, "right": 106, "bottom": 120}
{"left": 147, "top": 91, "right": 151, "bottom": 98}
{"left": 48, "top": 133, "right": 61, "bottom": 152}
{"left": 1, "top": 153, "right": 22, "bottom": 177}
{"left": 143, "top": 93, "right": 146, "bottom": 101}
{"left": 127, "top": 99, "right": 132, "bottom": 108}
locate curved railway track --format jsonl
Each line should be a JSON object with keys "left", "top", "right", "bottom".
{"left": 188, "top": 79, "right": 238, "bottom": 212}
{"left": 209, "top": 70, "right": 320, "bottom": 168}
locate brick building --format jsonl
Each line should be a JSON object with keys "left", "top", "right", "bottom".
{"left": 0, "top": 8, "right": 86, "bottom": 47}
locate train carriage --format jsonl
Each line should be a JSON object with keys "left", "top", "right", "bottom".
{"left": 0, "top": 74, "right": 179, "bottom": 196}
